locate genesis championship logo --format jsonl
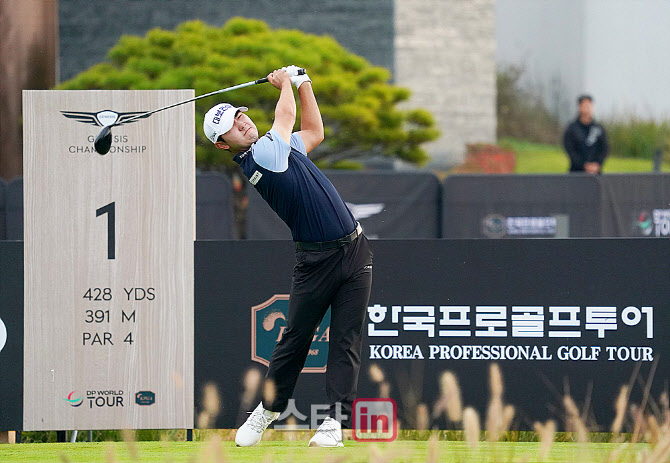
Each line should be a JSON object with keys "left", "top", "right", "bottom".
{"left": 61, "top": 110, "right": 150, "bottom": 128}
{"left": 61, "top": 110, "right": 150, "bottom": 154}
{"left": 64, "top": 391, "right": 84, "bottom": 407}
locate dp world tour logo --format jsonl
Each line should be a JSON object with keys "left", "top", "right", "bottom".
{"left": 251, "top": 295, "right": 330, "bottom": 373}
{"left": 64, "top": 391, "right": 84, "bottom": 407}
{"left": 633, "top": 209, "right": 670, "bottom": 237}
{"left": 635, "top": 211, "right": 654, "bottom": 236}
{"left": 60, "top": 110, "right": 151, "bottom": 127}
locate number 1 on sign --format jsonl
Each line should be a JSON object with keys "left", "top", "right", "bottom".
{"left": 96, "top": 202, "right": 115, "bottom": 259}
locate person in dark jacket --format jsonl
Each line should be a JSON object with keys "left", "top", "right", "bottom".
{"left": 563, "top": 94, "right": 609, "bottom": 174}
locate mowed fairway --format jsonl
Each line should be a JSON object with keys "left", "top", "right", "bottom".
{"left": 0, "top": 440, "right": 650, "bottom": 463}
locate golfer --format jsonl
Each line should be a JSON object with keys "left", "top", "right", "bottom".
{"left": 203, "top": 67, "right": 373, "bottom": 447}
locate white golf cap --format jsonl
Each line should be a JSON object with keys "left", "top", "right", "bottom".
{"left": 203, "top": 103, "right": 248, "bottom": 144}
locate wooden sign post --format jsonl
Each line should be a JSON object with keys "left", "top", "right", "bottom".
{"left": 22, "top": 90, "right": 194, "bottom": 430}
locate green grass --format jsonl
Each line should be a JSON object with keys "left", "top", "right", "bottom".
{"left": 0, "top": 440, "right": 651, "bottom": 463}
{"left": 499, "top": 138, "right": 670, "bottom": 174}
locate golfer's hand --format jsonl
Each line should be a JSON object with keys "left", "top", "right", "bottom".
{"left": 282, "top": 65, "right": 302, "bottom": 77}
{"left": 267, "top": 69, "right": 291, "bottom": 90}
{"left": 283, "top": 65, "right": 311, "bottom": 89}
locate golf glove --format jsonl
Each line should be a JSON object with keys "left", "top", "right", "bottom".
{"left": 283, "top": 65, "right": 311, "bottom": 89}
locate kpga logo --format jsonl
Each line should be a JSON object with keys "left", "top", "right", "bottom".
{"left": 251, "top": 295, "right": 330, "bottom": 373}
{"left": 135, "top": 391, "right": 155, "bottom": 406}
{"left": 352, "top": 398, "right": 397, "bottom": 442}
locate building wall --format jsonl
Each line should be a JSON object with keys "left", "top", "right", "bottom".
{"left": 58, "top": 0, "right": 395, "bottom": 81}
{"left": 395, "top": 0, "right": 497, "bottom": 168}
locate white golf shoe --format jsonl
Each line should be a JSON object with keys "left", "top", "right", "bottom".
{"left": 235, "top": 402, "right": 280, "bottom": 447}
{"left": 308, "top": 417, "right": 344, "bottom": 447}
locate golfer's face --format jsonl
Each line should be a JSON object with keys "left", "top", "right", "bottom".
{"left": 222, "top": 111, "right": 258, "bottom": 146}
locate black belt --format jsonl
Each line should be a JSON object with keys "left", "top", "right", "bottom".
{"left": 295, "top": 223, "right": 363, "bottom": 251}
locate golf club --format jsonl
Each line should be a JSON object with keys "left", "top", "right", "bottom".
{"left": 93, "top": 68, "right": 306, "bottom": 155}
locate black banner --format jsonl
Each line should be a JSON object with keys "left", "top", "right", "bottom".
{"left": 600, "top": 174, "right": 670, "bottom": 238}
{"left": 0, "top": 241, "right": 23, "bottom": 429}
{"left": 1, "top": 239, "right": 668, "bottom": 430}
{"left": 246, "top": 171, "right": 442, "bottom": 239}
{"left": 442, "top": 174, "right": 601, "bottom": 238}
{"left": 0, "top": 179, "right": 6, "bottom": 240}
{"left": 5, "top": 178, "right": 22, "bottom": 241}
{"left": 195, "top": 239, "right": 670, "bottom": 431}
{"left": 196, "top": 171, "right": 236, "bottom": 239}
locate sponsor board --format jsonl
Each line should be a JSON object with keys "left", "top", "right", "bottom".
{"left": 193, "top": 239, "right": 670, "bottom": 430}
{"left": 482, "top": 214, "right": 569, "bottom": 238}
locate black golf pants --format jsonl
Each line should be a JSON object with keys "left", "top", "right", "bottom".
{"left": 263, "top": 234, "right": 373, "bottom": 428}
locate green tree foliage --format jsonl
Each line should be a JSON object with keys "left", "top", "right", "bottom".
{"left": 57, "top": 18, "right": 439, "bottom": 169}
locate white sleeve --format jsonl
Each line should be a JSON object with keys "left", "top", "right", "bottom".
{"left": 290, "top": 132, "right": 307, "bottom": 156}
{"left": 251, "top": 129, "right": 290, "bottom": 172}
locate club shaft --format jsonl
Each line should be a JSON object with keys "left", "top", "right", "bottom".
{"left": 114, "top": 78, "right": 266, "bottom": 126}
{"left": 112, "top": 69, "right": 303, "bottom": 127}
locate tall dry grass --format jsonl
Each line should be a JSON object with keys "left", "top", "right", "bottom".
{"left": 36, "top": 362, "right": 670, "bottom": 463}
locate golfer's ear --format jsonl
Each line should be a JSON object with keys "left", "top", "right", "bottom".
{"left": 214, "top": 140, "right": 229, "bottom": 150}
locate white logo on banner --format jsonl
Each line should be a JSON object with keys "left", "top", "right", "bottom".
{"left": 482, "top": 214, "right": 559, "bottom": 238}
{"left": 346, "top": 203, "right": 385, "bottom": 220}
{"left": 0, "top": 316, "right": 7, "bottom": 353}
{"left": 366, "top": 304, "right": 655, "bottom": 362}
{"left": 652, "top": 209, "right": 670, "bottom": 237}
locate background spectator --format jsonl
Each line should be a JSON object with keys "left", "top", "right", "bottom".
{"left": 563, "top": 95, "right": 609, "bottom": 174}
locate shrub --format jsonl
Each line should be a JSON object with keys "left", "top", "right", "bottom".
{"left": 603, "top": 116, "right": 670, "bottom": 160}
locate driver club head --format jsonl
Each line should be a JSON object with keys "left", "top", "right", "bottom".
{"left": 94, "top": 125, "right": 113, "bottom": 155}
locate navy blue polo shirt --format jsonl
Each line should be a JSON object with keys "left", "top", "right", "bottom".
{"left": 233, "top": 129, "right": 356, "bottom": 243}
